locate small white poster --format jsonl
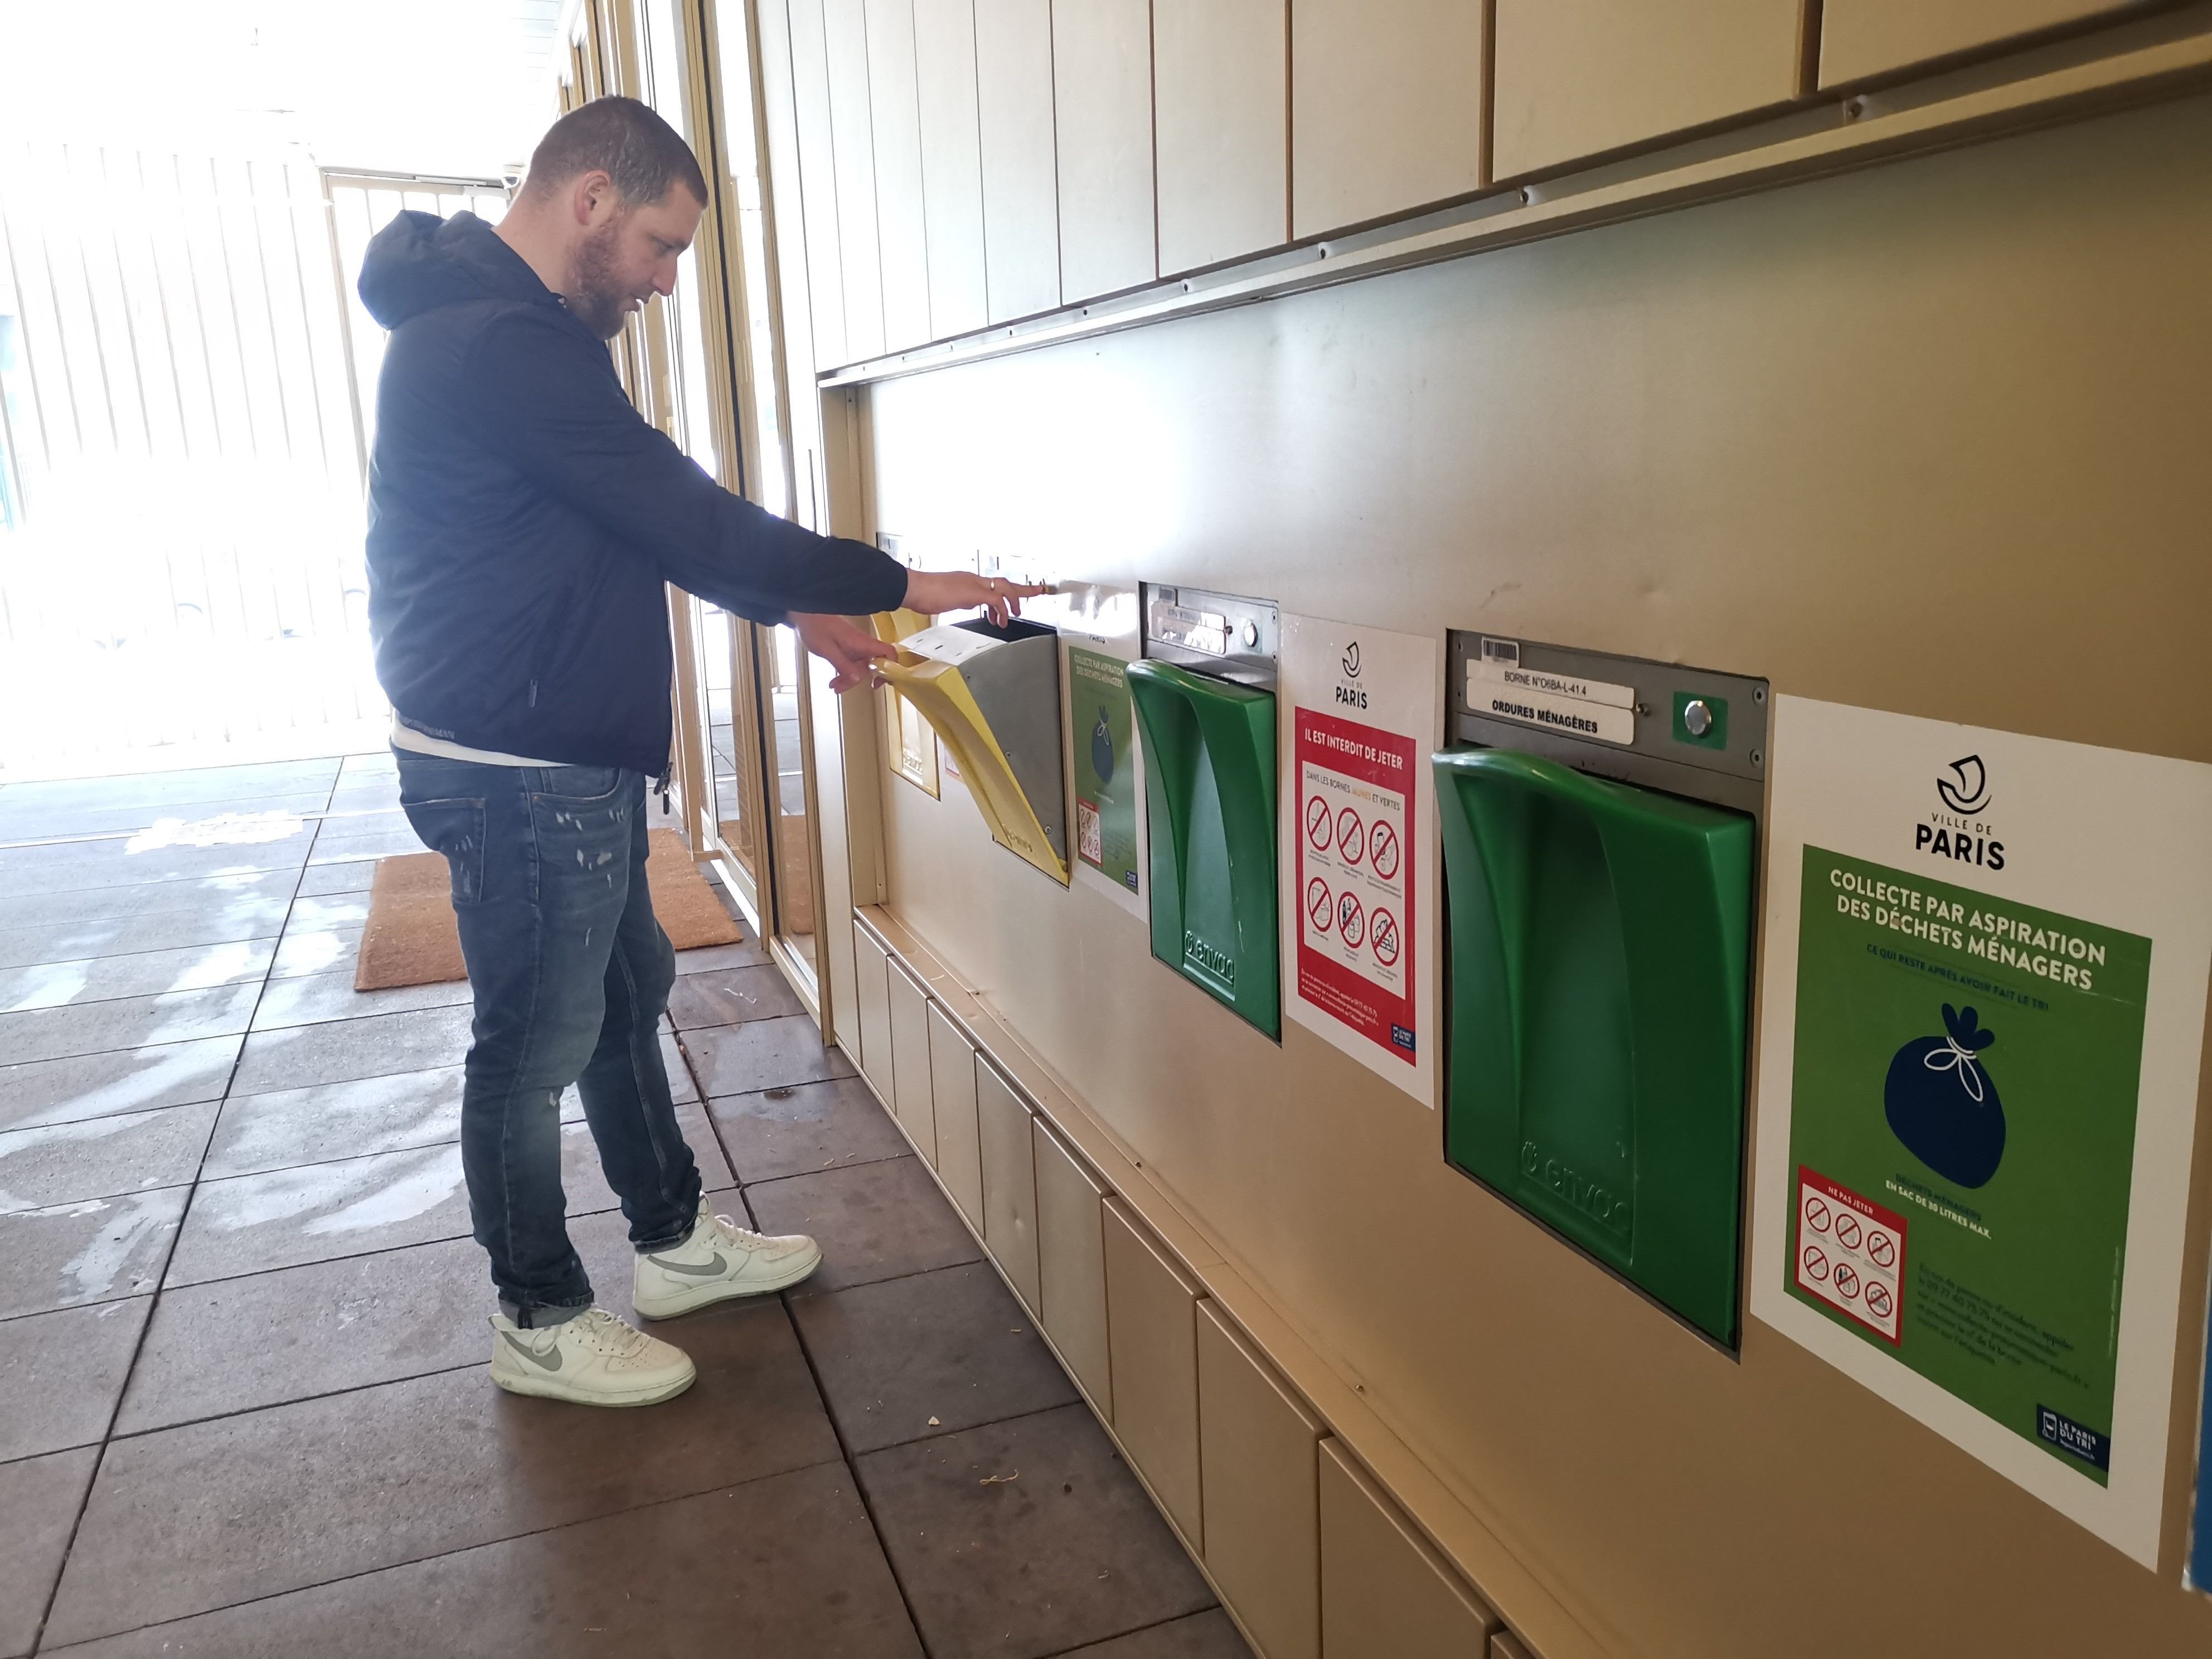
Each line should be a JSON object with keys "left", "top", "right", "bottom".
{"left": 1279, "top": 617, "right": 1440, "bottom": 1107}
{"left": 997, "top": 568, "right": 1147, "bottom": 922}
{"left": 1750, "top": 696, "right": 2212, "bottom": 1567}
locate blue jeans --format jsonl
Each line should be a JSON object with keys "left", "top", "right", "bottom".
{"left": 394, "top": 749, "right": 703, "bottom": 1325}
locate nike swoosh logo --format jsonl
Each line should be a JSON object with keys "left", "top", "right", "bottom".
{"left": 645, "top": 1251, "right": 729, "bottom": 1278}
{"left": 499, "top": 1330, "right": 563, "bottom": 1372}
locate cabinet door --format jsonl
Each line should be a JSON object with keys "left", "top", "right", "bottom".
{"left": 914, "top": 0, "right": 990, "bottom": 336}
{"left": 1819, "top": 0, "right": 2135, "bottom": 86}
{"left": 1320, "top": 1439, "right": 1499, "bottom": 1659}
{"left": 1490, "top": 0, "right": 1804, "bottom": 182}
{"left": 865, "top": 0, "right": 933, "bottom": 348}
{"left": 1291, "top": 0, "right": 1485, "bottom": 237}
{"left": 977, "top": 1059, "right": 1042, "bottom": 1310}
{"left": 1033, "top": 1119, "right": 1112, "bottom": 1414}
{"left": 1104, "top": 1199, "right": 1203, "bottom": 1541}
{"left": 1051, "top": 0, "right": 1156, "bottom": 300}
{"left": 1154, "top": 0, "right": 1288, "bottom": 275}
{"left": 887, "top": 961, "right": 937, "bottom": 1162}
{"left": 853, "top": 926, "right": 896, "bottom": 1102}
{"left": 928, "top": 1002, "right": 984, "bottom": 1225}
{"left": 823, "top": 0, "right": 888, "bottom": 358}
{"left": 974, "top": 0, "right": 1061, "bottom": 321}
{"left": 1199, "top": 1303, "right": 1323, "bottom": 1659}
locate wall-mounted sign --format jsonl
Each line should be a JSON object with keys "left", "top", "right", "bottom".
{"left": 1068, "top": 644, "right": 1142, "bottom": 905}
{"left": 1280, "top": 618, "right": 1440, "bottom": 1107}
{"left": 1021, "top": 579, "right": 1145, "bottom": 921}
{"left": 1750, "top": 697, "right": 2212, "bottom": 1568}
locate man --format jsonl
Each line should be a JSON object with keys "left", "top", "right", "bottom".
{"left": 358, "top": 95, "right": 1031, "bottom": 1406}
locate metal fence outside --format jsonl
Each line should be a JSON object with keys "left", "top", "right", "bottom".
{"left": 0, "top": 143, "right": 504, "bottom": 777}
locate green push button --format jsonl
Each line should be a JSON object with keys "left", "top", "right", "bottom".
{"left": 1127, "top": 659, "right": 1279, "bottom": 1039}
{"left": 1672, "top": 692, "right": 1728, "bottom": 750}
{"left": 1434, "top": 747, "right": 1753, "bottom": 1345}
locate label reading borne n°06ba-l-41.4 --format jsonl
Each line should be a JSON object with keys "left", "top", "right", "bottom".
{"left": 1786, "top": 846, "right": 2150, "bottom": 1485}
{"left": 1464, "top": 658, "right": 1636, "bottom": 746}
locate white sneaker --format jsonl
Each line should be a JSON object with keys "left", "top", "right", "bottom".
{"left": 632, "top": 1196, "right": 822, "bottom": 1319}
{"left": 488, "top": 1307, "right": 696, "bottom": 1406}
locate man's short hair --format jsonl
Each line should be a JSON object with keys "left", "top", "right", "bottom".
{"left": 523, "top": 96, "right": 709, "bottom": 209}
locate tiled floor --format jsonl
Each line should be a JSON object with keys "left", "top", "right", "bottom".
{"left": 0, "top": 755, "right": 1250, "bottom": 1659}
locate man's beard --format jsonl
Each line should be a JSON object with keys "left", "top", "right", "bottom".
{"left": 565, "top": 217, "right": 630, "bottom": 340}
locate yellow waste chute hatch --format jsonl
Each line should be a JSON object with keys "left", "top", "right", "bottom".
{"left": 875, "top": 617, "right": 1070, "bottom": 885}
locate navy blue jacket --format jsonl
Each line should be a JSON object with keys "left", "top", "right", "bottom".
{"left": 359, "top": 211, "right": 905, "bottom": 774}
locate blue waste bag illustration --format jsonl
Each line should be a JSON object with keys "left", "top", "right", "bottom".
{"left": 1090, "top": 708, "right": 1116, "bottom": 785}
{"left": 1884, "top": 1003, "right": 2006, "bottom": 1187}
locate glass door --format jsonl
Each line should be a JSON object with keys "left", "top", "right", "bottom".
{"left": 764, "top": 621, "right": 819, "bottom": 972}
{"left": 629, "top": 0, "right": 827, "bottom": 1011}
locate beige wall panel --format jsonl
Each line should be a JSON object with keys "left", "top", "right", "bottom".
{"left": 1490, "top": 0, "right": 1803, "bottom": 182}
{"left": 1820, "top": 0, "right": 2140, "bottom": 86}
{"left": 1051, "top": 0, "right": 1157, "bottom": 300}
{"left": 824, "top": 0, "right": 889, "bottom": 360}
{"left": 1490, "top": 1633, "right": 1536, "bottom": 1659}
{"left": 977, "top": 1058, "right": 1044, "bottom": 1309}
{"left": 1290, "top": 0, "right": 1485, "bottom": 239}
{"left": 1103, "top": 1199, "right": 1204, "bottom": 1540}
{"left": 865, "top": 93, "right": 2212, "bottom": 1657}
{"left": 865, "top": 0, "right": 934, "bottom": 348}
{"left": 853, "top": 922, "right": 896, "bottom": 1102}
{"left": 1320, "top": 1438, "right": 1499, "bottom": 1659}
{"left": 1197, "top": 1303, "right": 1322, "bottom": 1659}
{"left": 887, "top": 959, "right": 938, "bottom": 1159}
{"left": 928, "top": 1002, "right": 986, "bottom": 1224}
{"left": 1153, "top": 0, "right": 1288, "bottom": 274}
{"left": 974, "top": 0, "right": 1062, "bottom": 320}
{"left": 780, "top": 0, "right": 850, "bottom": 371}
{"left": 914, "top": 0, "right": 991, "bottom": 337}
{"left": 1034, "top": 1118, "right": 1113, "bottom": 1414}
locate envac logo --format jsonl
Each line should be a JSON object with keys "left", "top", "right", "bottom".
{"left": 1917, "top": 754, "right": 2005, "bottom": 871}
{"left": 1936, "top": 754, "right": 1991, "bottom": 816}
{"left": 1335, "top": 640, "right": 1368, "bottom": 710}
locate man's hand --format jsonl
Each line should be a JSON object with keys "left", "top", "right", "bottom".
{"left": 791, "top": 613, "right": 897, "bottom": 692}
{"left": 902, "top": 570, "right": 1051, "bottom": 627}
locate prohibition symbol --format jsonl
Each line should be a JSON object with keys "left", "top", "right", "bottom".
{"left": 1370, "top": 908, "right": 1400, "bottom": 967}
{"left": 1834, "top": 1214, "right": 1864, "bottom": 1252}
{"left": 1864, "top": 1282, "right": 1894, "bottom": 1320}
{"left": 1368, "top": 819, "right": 1400, "bottom": 881}
{"left": 1337, "top": 893, "right": 1366, "bottom": 949}
{"left": 1803, "top": 1196, "right": 1831, "bottom": 1234}
{"left": 1306, "top": 877, "right": 1333, "bottom": 933}
{"left": 1866, "top": 1231, "right": 1896, "bottom": 1269}
{"left": 1304, "top": 795, "right": 1333, "bottom": 851}
{"left": 1801, "top": 1245, "right": 1830, "bottom": 1282}
{"left": 1337, "top": 807, "right": 1364, "bottom": 864}
{"left": 1832, "top": 1263, "right": 1860, "bottom": 1301}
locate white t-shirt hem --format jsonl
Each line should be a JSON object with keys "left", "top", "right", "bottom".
{"left": 389, "top": 712, "right": 562, "bottom": 770}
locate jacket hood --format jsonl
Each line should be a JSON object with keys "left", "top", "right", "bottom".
{"left": 357, "top": 210, "right": 550, "bottom": 329}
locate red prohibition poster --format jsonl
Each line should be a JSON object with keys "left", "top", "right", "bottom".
{"left": 1295, "top": 706, "right": 1414, "bottom": 1062}
{"left": 1282, "top": 616, "right": 1440, "bottom": 1105}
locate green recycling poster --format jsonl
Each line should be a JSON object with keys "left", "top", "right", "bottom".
{"left": 1752, "top": 697, "right": 2212, "bottom": 1567}
{"left": 1785, "top": 847, "right": 2148, "bottom": 1484}
{"left": 1066, "top": 644, "right": 1141, "bottom": 900}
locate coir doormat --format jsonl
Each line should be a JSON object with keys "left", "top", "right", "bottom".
{"left": 355, "top": 828, "right": 744, "bottom": 991}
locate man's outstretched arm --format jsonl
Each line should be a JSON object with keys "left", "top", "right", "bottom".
{"left": 461, "top": 308, "right": 905, "bottom": 622}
